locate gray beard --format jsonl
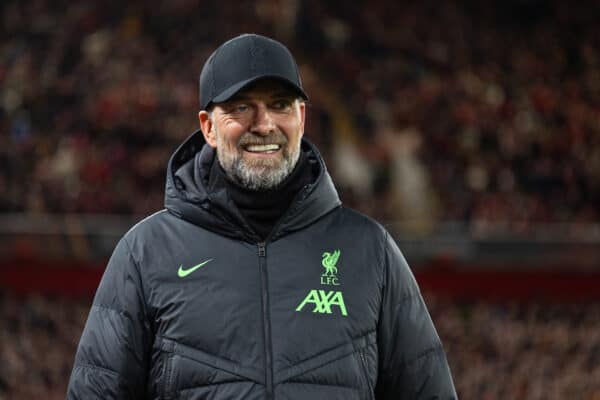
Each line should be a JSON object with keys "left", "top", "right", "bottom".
{"left": 216, "top": 130, "right": 301, "bottom": 191}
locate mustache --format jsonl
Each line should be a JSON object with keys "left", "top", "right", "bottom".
{"left": 237, "top": 132, "right": 288, "bottom": 147}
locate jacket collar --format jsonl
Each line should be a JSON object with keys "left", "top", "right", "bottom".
{"left": 164, "top": 129, "right": 341, "bottom": 242}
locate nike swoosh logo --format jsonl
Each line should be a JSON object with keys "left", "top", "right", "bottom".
{"left": 178, "top": 259, "right": 213, "bottom": 278}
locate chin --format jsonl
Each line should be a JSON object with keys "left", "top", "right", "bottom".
{"left": 244, "top": 156, "right": 283, "bottom": 170}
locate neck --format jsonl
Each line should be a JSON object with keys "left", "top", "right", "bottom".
{"left": 209, "top": 151, "right": 312, "bottom": 239}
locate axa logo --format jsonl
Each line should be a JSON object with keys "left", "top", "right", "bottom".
{"left": 321, "top": 250, "right": 340, "bottom": 286}
{"left": 295, "top": 290, "right": 348, "bottom": 317}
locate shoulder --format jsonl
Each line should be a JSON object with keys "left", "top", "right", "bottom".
{"left": 325, "top": 206, "right": 392, "bottom": 269}
{"left": 335, "top": 207, "right": 412, "bottom": 277}
{"left": 121, "top": 209, "right": 180, "bottom": 243}
{"left": 118, "top": 209, "right": 196, "bottom": 259}
{"left": 101, "top": 210, "right": 170, "bottom": 264}
{"left": 333, "top": 206, "right": 389, "bottom": 239}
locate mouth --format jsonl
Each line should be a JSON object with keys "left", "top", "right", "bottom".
{"left": 243, "top": 144, "right": 282, "bottom": 154}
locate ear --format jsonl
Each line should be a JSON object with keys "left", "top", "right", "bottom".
{"left": 298, "top": 101, "right": 306, "bottom": 138}
{"left": 199, "top": 110, "right": 217, "bottom": 148}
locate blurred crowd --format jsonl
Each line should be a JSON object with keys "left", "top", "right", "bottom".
{"left": 428, "top": 296, "right": 600, "bottom": 400}
{"left": 0, "top": 0, "right": 599, "bottom": 233}
{"left": 298, "top": 1, "right": 600, "bottom": 232}
{"left": 1, "top": 291, "right": 598, "bottom": 399}
{"left": 0, "top": 292, "right": 89, "bottom": 400}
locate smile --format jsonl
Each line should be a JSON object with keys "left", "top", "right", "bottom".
{"left": 244, "top": 144, "right": 281, "bottom": 153}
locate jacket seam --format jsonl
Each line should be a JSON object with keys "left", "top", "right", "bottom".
{"left": 156, "top": 335, "right": 239, "bottom": 364}
{"left": 286, "top": 351, "right": 355, "bottom": 383}
{"left": 123, "top": 236, "right": 154, "bottom": 323}
{"left": 282, "top": 381, "right": 360, "bottom": 392}
{"left": 156, "top": 336, "right": 261, "bottom": 383}
{"left": 357, "top": 346, "right": 374, "bottom": 397}
{"left": 401, "top": 343, "right": 445, "bottom": 367}
{"left": 176, "top": 378, "right": 249, "bottom": 393}
{"left": 165, "top": 350, "right": 251, "bottom": 380}
{"left": 280, "top": 331, "right": 376, "bottom": 383}
{"left": 393, "top": 291, "right": 421, "bottom": 309}
{"left": 164, "top": 352, "right": 174, "bottom": 398}
{"left": 125, "top": 209, "right": 168, "bottom": 235}
{"left": 92, "top": 303, "right": 125, "bottom": 315}
{"left": 92, "top": 300, "right": 154, "bottom": 322}
{"left": 74, "top": 362, "right": 121, "bottom": 379}
{"left": 89, "top": 303, "right": 150, "bottom": 373}
{"left": 377, "top": 230, "right": 390, "bottom": 329}
{"left": 380, "top": 230, "right": 388, "bottom": 287}
{"left": 285, "top": 330, "right": 375, "bottom": 370}
{"left": 382, "top": 230, "right": 420, "bottom": 310}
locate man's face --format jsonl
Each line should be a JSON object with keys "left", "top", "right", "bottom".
{"left": 199, "top": 80, "right": 305, "bottom": 191}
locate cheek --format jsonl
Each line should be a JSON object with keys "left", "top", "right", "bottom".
{"left": 286, "top": 123, "right": 304, "bottom": 145}
{"left": 279, "top": 117, "right": 303, "bottom": 140}
{"left": 219, "top": 125, "right": 245, "bottom": 148}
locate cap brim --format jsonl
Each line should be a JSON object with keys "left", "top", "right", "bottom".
{"left": 210, "top": 75, "right": 308, "bottom": 106}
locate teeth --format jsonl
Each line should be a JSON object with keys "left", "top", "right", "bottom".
{"left": 245, "top": 144, "right": 280, "bottom": 153}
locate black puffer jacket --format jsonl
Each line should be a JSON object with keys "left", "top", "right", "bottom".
{"left": 67, "top": 130, "right": 457, "bottom": 399}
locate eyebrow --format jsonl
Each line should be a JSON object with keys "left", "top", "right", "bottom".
{"left": 229, "top": 92, "right": 296, "bottom": 101}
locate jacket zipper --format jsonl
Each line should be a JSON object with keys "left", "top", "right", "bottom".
{"left": 254, "top": 185, "right": 311, "bottom": 399}
{"left": 257, "top": 242, "right": 273, "bottom": 400}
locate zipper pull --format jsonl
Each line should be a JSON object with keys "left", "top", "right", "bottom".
{"left": 257, "top": 242, "right": 266, "bottom": 257}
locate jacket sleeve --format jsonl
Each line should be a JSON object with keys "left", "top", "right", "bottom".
{"left": 67, "top": 237, "right": 152, "bottom": 399}
{"left": 375, "top": 232, "right": 457, "bottom": 399}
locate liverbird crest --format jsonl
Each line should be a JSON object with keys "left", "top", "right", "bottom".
{"left": 321, "top": 250, "right": 340, "bottom": 276}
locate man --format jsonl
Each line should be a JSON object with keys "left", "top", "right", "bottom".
{"left": 67, "top": 34, "right": 457, "bottom": 399}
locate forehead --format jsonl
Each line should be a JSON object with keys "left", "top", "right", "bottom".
{"left": 229, "top": 79, "right": 299, "bottom": 101}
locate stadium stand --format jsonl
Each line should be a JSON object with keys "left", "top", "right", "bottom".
{"left": 0, "top": 0, "right": 598, "bottom": 229}
{"left": 1, "top": 0, "right": 599, "bottom": 399}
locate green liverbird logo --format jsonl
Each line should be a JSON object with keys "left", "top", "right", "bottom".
{"left": 322, "top": 250, "right": 340, "bottom": 275}
{"left": 321, "top": 249, "right": 340, "bottom": 286}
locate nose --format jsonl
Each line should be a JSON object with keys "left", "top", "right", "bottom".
{"left": 250, "top": 103, "right": 275, "bottom": 136}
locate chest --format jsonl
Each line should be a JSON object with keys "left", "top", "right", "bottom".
{"left": 144, "top": 229, "right": 382, "bottom": 359}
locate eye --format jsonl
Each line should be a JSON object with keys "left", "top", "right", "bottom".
{"left": 222, "top": 102, "right": 249, "bottom": 114}
{"left": 272, "top": 99, "right": 292, "bottom": 110}
{"left": 234, "top": 104, "right": 249, "bottom": 113}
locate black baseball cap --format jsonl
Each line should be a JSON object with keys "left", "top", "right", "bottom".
{"left": 199, "top": 34, "right": 308, "bottom": 110}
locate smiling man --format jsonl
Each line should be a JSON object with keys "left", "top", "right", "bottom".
{"left": 68, "top": 34, "right": 457, "bottom": 400}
